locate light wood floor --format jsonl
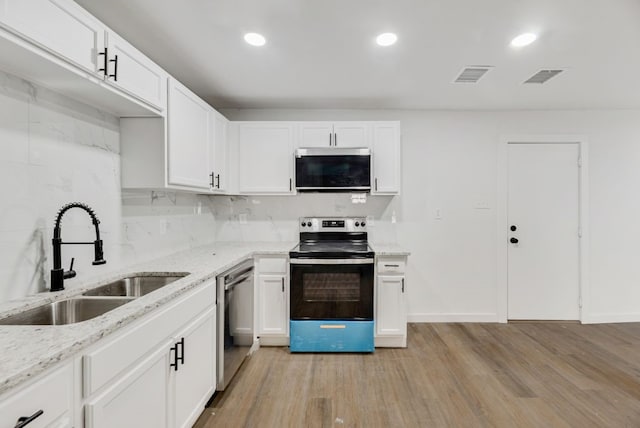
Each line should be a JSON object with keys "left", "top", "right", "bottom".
{"left": 194, "top": 323, "right": 640, "bottom": 427}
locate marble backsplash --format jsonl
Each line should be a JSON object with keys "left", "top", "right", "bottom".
{"left": 0, "top": 70, "right": 215, "bottom": 303}
{"left": 210, "top": 193, "right": 400, "bottom": 244}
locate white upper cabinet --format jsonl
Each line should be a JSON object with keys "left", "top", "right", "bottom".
{"left": 209, "top": 110, "right": 228, "bottom": 192}
{"left": 105, "top": 31, "right": 167, "bottom": 111}
{"left": 0, "top": 0, "right": 167, "bottom": 114}
{"left": 0, "top": 0, "right": 105, "bottom": 75}
{"left": 238, "top": 122, "right": 295, "bottom": 194}
{"left": 167, "top": 78, "right": 211, "bottom": 190}
{"left": 371, "top": 121, "right": 401, "bottom": 194}
{"left": 298, "top": 121, "right": 370, "bottom": 148}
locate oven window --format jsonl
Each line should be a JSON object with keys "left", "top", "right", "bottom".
{"left": 302, "top": 273, "right": 360, "bottom": 302}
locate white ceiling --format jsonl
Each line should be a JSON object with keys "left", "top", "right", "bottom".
{"left": 75, "top": 0, "right": 640, "bottom": 110}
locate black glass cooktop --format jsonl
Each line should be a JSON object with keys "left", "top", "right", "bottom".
{"left": 289, "top": 240, "right": 374, "bottom": 259}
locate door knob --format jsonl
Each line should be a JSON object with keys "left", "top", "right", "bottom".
{"left": 510, "top": 237, "right": 519, "bottom": 244}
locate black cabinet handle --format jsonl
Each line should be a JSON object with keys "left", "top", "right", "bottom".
{"left": 375, "top": 178, "right": 378, "bottom": 191}
{"left": 334, "top": 133, "right": 337, "bottom": 146}
{"left": 209, "top": 172, "right": 215, "bottom": 188}
{"left": 281, "top": 277, "right": 285, "bottom": 293}
{"left": 289, "top": 178, "right": 292, "bottom": 192}
{"left": 329, "top": 133, "right": 332, "bottom": 146}
{"left": 177, "top": 337, "right": 185, "bottom": 366}
{"left": 170, "top": 343, "right": 178, "bottom": 371}
{"left": 97, "top": 47, "right": 108, "bottom": 76}
{"left": 385, "top": 264, "right": 400, "bottom": 268}
{"left": 108, "top": 54, "right": 118, "bottom": 81}
{"left": 401, "top": 278, "right": 405, "bottom": 293}
{"left": 15, "top": 410, "right": 44, "bottom": 428}
{"left": 510, "top": 225, "right": 517, "bottom": 231}
{"left": 215, "top": 174, "right": 220, "bottom": 189}
{"left": 510, "top": 237, "right": 519, "bottom": 244}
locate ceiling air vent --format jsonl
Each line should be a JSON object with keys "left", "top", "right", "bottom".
{"left": 454, "top": 66, "right": 493, "bottom": 83}
{"left": 524, "top": 69, "right": 564, "bottom": 84}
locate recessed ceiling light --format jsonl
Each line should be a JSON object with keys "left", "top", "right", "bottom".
{"left": 244, "top": 32, "right": 266, "bottom": 47}
{"left": 376, "top": 33, "right": 398, "bottom": 47}
{"left": 510, "top": 32, "right": 537, "bottom": 47}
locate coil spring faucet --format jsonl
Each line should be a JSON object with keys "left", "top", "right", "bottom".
{"left": 51, "top": 202, "right": 106, "bottom": 292}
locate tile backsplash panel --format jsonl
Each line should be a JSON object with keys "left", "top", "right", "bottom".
{"left": 0, "top": 71, "right": 215, "bottom": 303}
{"left": 210, "top": 193, "right": 400, "bottom": 244}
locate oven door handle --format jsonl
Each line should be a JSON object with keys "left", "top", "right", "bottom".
{"left": 290, "top": 258, "right": 374, "bottom": 265}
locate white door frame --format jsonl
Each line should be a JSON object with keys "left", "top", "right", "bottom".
{"left": 496, "top": 135, "right": 589, "bottom": 323}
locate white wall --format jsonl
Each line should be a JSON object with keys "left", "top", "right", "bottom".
{"left": 221, "top": 108, "right": 640, "bottom": 323}
{"left": 0, "top": 71, "right": 216, "bottom": 303}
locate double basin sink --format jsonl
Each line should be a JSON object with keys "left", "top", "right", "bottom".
{"left": 0, "top": 274, "right": 187, "bottom": 326}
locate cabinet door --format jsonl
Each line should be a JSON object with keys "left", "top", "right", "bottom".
{"left": 298, "top": 122, "right": 334, "bottom": 148}
{"left": 333, "top": 122, "right": 371, "bottom": 148}
{"left": 258, "top": 274, "right": 288, "bottom": 336}
{"left": 105, "top": 31, "right": 167, "bottom": 111}
{"left": 174, "top": 307, "right": 216, "bottom": 428}
{"left": 167, "top": 78, "right": 211, "bottom": 189}
{"left": 371, "top": 122, "right": 401, "bottom": 194}
{"left": 209, "top": 110, "right": 228, "bottom": 192}
{"left": 0, "top": 0, "right": 105, "bottom": 75}
{"left": 0, "top": 362, "right": 73, "bottom": 428}
{"left": 85, "top": 342, "right": 171, "bottom": 428}
{"left": 238, "top": 123, "right": 295, "bottom": 193}
{"left": 376, "top": 275, "right": 407, "bottom": 336}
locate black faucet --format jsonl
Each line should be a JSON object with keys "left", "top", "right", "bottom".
{"left": 51, "top": 202, "right": 106, "bottom": 292}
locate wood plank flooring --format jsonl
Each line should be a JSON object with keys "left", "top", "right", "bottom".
{"left": 194, "top": 323, "right": 640, "bottom": 427}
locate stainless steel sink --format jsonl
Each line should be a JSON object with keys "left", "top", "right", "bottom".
{"left": 0, "top": 297, "right": 133, "bottom": 326}
{"left": 82, "top": 274, "right": 187, "bottom": 297}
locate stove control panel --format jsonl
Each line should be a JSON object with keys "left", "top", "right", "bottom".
{"left": 299, "top": 217, "right": 368, "bottom": 232}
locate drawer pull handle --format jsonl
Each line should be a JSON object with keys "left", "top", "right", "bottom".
{"left": 320, "top": 325, "right": 346, "bottom": 329}
{"left": 15, "top": 410, "right": 43, "bottom": 428}
{"left": 385, "top": 264, "right": 400, "bottom": 267}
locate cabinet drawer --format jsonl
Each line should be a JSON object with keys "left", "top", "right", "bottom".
{"left": 0, "top": 362, "right": 73, "bottom": 428}
{"left": 377, "top": 260, "right": 406, "bottom": 274}
{"left": 257, "top": 257, "right": 288, "bottom": 274}
{"left": 83, "top": 280, "right": 215, "bottom": 396}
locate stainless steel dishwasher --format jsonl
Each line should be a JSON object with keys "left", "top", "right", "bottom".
{"left": 216, "top": 259, "right": 254, "bottom": 391}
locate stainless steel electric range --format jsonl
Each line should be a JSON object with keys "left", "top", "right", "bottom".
{"left": 289, "top": 217, "right": 375, "bottom": 353}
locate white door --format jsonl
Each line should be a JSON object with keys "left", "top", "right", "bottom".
{"left": 173, "top": 308, "right": 216, "bottom": 428}
{"left": 0, "top": 0, "right": 105, "bottom": 75}
{"left": 376, "top": 275, "right": 407, "bottom": 336}
{"left": 238, "top": 123, "right": 294, "bottom": 193}
{"left": 371, "top": 122, "right": 401, "bottom": 194}
{"left": 298, "top": 122, "right": 334, "bottom": 148}
{"left": 507, "top": 143, "right": 580, "bottom": 320}
{"left": 333, "top": 122, "right": 370, "bottom": 148}
{"left": 167, "top": 78, "right": 211, "bottom": 190}
{"left": 105, "top": 30, "right": 167, "bottom": 111}
{"left": 258, "top": 274, "right": 288, "bottom": 336}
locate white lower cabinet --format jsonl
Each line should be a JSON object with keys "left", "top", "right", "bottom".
{"left": 173, "top": 307, "right": 216, "bottom": 428}
{"left": 375, "top": 256, "right": 408, "bottom": 347}
{"left": 256, "top": 256, "right": 289, "bottom": 345}
{"left": 0, "top": 361, "right": 74, "bottom": 428}
{"left": 85, "top": 343, "right": 172, "bottom": 428}
{"left": 83, "top": 280, "right": 217, "bottom": 428}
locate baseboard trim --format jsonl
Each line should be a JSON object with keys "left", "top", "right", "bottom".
{"left": 258, "top": 336, "right": 289, "bottom": 346}
{"left": 407, "top": 313, "right": 499, "bottom": 323}
{"left": 583, "top": 313, "right": 640, "bottom": 324}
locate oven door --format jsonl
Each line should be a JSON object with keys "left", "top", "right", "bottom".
{"left": 290, "top": 258, "right": 374, "bottom": 320}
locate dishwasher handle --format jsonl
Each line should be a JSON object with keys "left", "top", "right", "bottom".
{"left": 225, "top": 271, "right": 253, "bottom": 290}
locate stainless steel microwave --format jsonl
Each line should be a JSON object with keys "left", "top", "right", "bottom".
{"left": 295, "top": 148, "right": 371, "bottom": 192}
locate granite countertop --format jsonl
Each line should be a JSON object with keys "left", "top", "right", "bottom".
{"left": 371, "top": 243, "right": 411, "bottom": 256}
{"left": 0, "top": 240, "right": 409, "bottom": 396}
{"left": 0, "top": 241, "right": 294, "bottom": 396}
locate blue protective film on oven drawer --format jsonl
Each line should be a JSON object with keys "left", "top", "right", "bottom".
{"left": 289, "top": 320, "right": 374, "bottom": 353}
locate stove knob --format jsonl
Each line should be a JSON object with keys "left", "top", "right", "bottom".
{"left": 361, "top": 222, "right": 366, "bottom": 227}
{"left": 301, "top": 222, "right": 306, "bottom": 227}
{"left": 355, "top": 222, "right": 360, "bottom": 227}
